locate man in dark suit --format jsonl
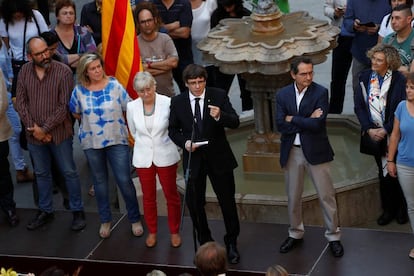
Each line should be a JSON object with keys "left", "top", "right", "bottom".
{"left": 275, "top": 57, "right": 344, "bottom": 257}
{"left": 169, "top": 64, "right": 240, "bottom": 264}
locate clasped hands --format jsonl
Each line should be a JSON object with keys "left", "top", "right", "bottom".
{"left": 27, "top": 123, "right": 52, "bottom": 143}
{"left": 285, "top": 107, "right": 323, "bottom": 122}
{"left": 367, "top": 127, "right": 386, "bottom": 142}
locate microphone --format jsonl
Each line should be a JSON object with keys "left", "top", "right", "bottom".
{"left": 184, "top": 114, "right": 197, "bottom": 201}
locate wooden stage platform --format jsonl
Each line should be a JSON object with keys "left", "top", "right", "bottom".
{"left": 0, "top": 209, "right": 413, "bottom": 275}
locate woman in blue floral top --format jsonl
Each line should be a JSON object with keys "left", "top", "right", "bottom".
{"left": 70, "top": 53, "right": 143, "bottom": 239}
{"left": 52, "top": 0, "right": 96, "bottom": 74}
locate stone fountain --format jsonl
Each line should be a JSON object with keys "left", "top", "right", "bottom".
{"left": 173, "top": 1, "right": 381, "bottom": 227}
{"left": 198, "top": 1, "right": 340, "bottom": 173}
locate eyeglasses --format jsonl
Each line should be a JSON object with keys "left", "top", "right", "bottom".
{"left": 187, "top": 80, "right": 206, "bottom": 86}
{"left": 60, "top": 11, "right": 75, "bottom": 16}
{"left": 137, "top": 87, "right": 153, "bottom": 94}
{"left": 139, "top": 18, "right": 154, "bottom": 25}
{"left": 32, "top": 48, "right": 49, "bottom": 58}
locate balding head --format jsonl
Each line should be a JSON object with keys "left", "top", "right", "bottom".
{"left": 194, "top": 242, "right": 228, "bottom": 276}
{"left": 27, "top": 36, "right": 51, "bottom": 69}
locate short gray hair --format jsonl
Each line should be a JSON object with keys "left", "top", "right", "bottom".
{"left": 133, "top": 71, "right": 156, "bottom": 92}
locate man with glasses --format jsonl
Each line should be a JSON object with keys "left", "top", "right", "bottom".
{"left": 135, "top": 2, "right": 178, "bottom": 97}
{"left": 276, "top": 57, "right": 344, "bottom": 258}
{"left": 15, "top": 37, "right": 86, "bottom": 231}
{"left": 168, "top": 64, "right": 241, "bottom": 264}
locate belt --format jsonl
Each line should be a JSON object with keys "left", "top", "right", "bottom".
{"left": 293, "top": 144, "right": 301, "bottom": 148}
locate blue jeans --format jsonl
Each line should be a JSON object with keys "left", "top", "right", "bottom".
{"left": 28, "top": 138, "right": 83, "bottom": 213}
{"left": 84, "top": 144, "right": 141, "bottom": 223}
{"left": 6, "top": 92, "right": 26, "bottom": 170}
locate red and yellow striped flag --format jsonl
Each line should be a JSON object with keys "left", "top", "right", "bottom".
{"left": 102, "top": 0, "right": 142, "bottom": 99}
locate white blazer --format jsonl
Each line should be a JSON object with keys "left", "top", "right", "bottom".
{"left": 127, "top": 93, "right": 180, "bottom": 168}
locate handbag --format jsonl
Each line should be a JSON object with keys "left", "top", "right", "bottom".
{"left": 359, "top": 130, "right": 387, "bottom": 156}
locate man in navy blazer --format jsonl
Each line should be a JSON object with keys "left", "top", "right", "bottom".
{"left": 168, "top": 64, "right": 241, "bottom": 264}
{"left": 276, "top": 57, "right": 344, "bottom": 257}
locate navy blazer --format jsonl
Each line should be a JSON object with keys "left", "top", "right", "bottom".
{"left": 354, "top": 70, "right": 406, "bottom": 134}
{"left": 168, "top": 87, "right": 239, "bottom": 175}
{"left": 276, "top": 82, "right": 334, "bottom": 168}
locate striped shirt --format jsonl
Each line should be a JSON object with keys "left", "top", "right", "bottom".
{"left": 15, "top": 60, "right": 74, "bottom": 145}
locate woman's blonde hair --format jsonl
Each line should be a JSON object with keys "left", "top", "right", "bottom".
{"left": 367, "top": 44, "right": 402, "bottom": 71}
{"left": 76, "top": 53, "right": 106, "bottom": 86}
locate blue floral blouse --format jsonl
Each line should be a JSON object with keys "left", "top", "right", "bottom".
{"left": 69, "top": 77, "right": 130, "bottom": 150}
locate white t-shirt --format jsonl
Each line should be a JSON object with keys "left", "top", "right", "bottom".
{"left": 379, "top": 13, "right": 414, "bottom": 39}
{"left": 191, "top": 0, "right": 218, "bottom": 65}
{"left": 0, "top": 10, "right": 49, "bottom": 61}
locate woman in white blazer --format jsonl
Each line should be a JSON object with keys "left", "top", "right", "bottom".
{"left": 127, "top": 72, "right": 181, "bottom": 248}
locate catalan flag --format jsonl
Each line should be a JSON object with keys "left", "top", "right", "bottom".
{"left": 102, "top": 0, "right": 142, "bottom": 99}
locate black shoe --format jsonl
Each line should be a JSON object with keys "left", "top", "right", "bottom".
{"left": 27, "top": 211, "right": 54, "bottom": 230}
{"left": 396, "top": 208, "right": 409, "bottom": 225}
{"left": 329, "top": 241, "right": 344, "bottom": 257}
{"left": 71, "top": 211, "right": 86, "bottom": 231}
{"left": 226, "top": 243, "right": 240, "bottom": 264}
{"left": 63, "top": 198, "right": 70, "bottom": 210}
{"left": 279, "top": 237, "right": 303, "bottom": 253}
{"left": 377, "top": 212, "right": 394, "bottom": 226}
{"left": 5, "top": 210, "right": 19, "bottom": 227}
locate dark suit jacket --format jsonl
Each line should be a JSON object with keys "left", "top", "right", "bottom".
{"left": 169, "top": 87, "right": 239, "bottom": 175}
{"left": 276, "top": 82, "right": 334, "bottom": 168}
{"left": 354, "top": 70, "right": 406, "bottom": 134}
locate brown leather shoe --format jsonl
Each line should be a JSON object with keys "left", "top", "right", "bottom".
{"left": 146, "top": 233, "right": 157, "bottom": 248}
{"left": 16, "top": 167, "right": 34, "bottom": 183}
{"left": 171, "top": 233, "right": 182, "bottom": 248}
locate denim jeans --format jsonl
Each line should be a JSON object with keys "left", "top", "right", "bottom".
{"left": 6, "top": 92, "right": 26, "bottom": 170}
{"left": 397, "top": 164, "right": 414, "bottom": 232}
{"left": 84, "top": 144, "right": 141, "bottom": 223}
{"left": 28, "top": 138, "right": 83, "bottom": 213}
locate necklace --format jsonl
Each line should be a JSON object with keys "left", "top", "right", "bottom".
{"left": 144, "top": 102, "right": 155, "bottom": 116}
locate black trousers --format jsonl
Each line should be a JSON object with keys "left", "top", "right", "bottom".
{"left": 374, "top": 154, "right": 407, "bottom": 216}
{"left": 186, "top": 159, "right": 240, "bottom": 246}
{"left": 329, "top": 35, "right": 353, "bottom": 114}
{"left": 0, "top": 140, "right": 16, "bottom": 213}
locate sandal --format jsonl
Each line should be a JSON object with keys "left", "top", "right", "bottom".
{"left": 132, "top": 221, "right": 144, "bottom": 237}
{"left": 99, "top": 222, "right": 111, "bottom": 239}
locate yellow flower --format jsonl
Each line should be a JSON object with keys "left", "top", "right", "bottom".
{"left": 0, "top": 267, "right": 17, "bottom": 276}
